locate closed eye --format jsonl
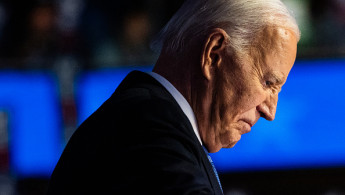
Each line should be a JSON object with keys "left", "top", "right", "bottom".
{"left": 264, "top": 80, "right": 282, "bottom": 94}
{"left": 265, "top": 80, "right": 273, "bottom": 87}
{"left": 263, "top": 72, "right": 285, "bottom": 89}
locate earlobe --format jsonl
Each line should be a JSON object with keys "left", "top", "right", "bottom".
{"left": 201, "top": 28, "right": 229, "bottom": 81}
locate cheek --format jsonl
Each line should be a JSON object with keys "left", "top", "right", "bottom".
{"left": 214, "top": 69, "right": 265, "bottom": 124}
{"left": 216, "top": 87, "right": 255, "bottom": 124}
{"left": 237, "top": 85, "right": 266, "bottom": 113}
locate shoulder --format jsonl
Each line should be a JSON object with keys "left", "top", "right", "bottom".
{"left": 106, "top": 71, "right": 190, "bottom": 131}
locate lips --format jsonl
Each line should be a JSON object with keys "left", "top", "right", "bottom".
{"left": 242, "top": 119, "right": 254, "bottom": 128}
{"left": 240, "top": 119, "right": 254, "bottom": 134}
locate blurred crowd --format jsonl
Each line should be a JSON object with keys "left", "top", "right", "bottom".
{"left": 0, "top": 0, "right": 185, "bottom": 70}
{"left": 0, "top": 0, "right": 344, "bottom": 70}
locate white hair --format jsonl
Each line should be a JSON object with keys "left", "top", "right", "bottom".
{"left": 151, "top": 0, "right": 300, "bottom": 56}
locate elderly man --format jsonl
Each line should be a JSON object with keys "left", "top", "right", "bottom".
{"left": 47, "top": 0, "right": 299, "bottom": 194}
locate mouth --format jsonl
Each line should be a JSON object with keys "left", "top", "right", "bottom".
{"left": 242, "top": 119, "right": 254, "bottom": 128}
{"left": 240, "top": 119, "right": 254, "bottom": 134}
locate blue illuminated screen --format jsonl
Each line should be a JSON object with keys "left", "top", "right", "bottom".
{"left": 0, "top": 71, "right": 61, "bottom": 177}
{"left": 77, "top": 60, "right": 345, "bottom": 172}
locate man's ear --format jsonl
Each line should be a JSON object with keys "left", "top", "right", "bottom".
{"left": 201, "top": 28, "right": 229, "bottom": 80}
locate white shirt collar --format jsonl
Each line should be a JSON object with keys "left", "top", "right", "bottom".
{"left": 147, "top": 72, "right": 202, "bottom": 145}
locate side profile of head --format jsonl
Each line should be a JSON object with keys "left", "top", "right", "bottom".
{"left": 152, "top": 0, "right": 300, "bottom": 153}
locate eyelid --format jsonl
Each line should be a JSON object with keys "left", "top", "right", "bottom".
{"left": 263, "top": 79, "right": 282, "bottom": 94}
{"left": 265, "top": 80, "right": 272, "bottom": 86}
{"left": 265, "top": 72, "right": 285, "bottom": 85}
{"left": 263, "top": 73, "right": 285, "bottom": 88}
{"left": 264, "top": 79, "right": 275, "bottom": 87}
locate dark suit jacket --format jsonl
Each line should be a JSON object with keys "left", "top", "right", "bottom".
{"left": 47, "top": 71, "right": 223, "bottom": 195}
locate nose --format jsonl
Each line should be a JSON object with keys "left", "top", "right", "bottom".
{"left": 257, "top": 95, "right": 278, "bottom": 121}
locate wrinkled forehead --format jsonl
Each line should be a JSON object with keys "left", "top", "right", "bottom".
{"left": 244, "top": 26, "right": 297, "bottom": 79}
{"left": 245, "top": 26, "right": 297, "bottom": 66}
{"left": 253, "top": 26, "right": 296, "bottom": 54}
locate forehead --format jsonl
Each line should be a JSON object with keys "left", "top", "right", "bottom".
{"left": 251, "top": 27, "right": 298, "bottom": 79}
{"left": 253, "top": 26, "right": 296, "bottom": 54}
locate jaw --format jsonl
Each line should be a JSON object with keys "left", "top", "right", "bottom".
{"left": 197, "top": 122, "right": 220, "bottom": 153}
{"left": 200, "top": 125, "right": 236, "bottom": 153}
{"left": 195, "top": 104, "right": 239, "bottom": 153}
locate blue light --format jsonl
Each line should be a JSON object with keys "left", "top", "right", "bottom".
{"left": 0, "top": 71, "right": 62, "bottom": 177}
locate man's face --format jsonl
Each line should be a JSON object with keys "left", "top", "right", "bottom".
{"left": 201, "top": 27, "right": 298, "bottom": 152}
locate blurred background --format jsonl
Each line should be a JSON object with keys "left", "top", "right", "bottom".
{"left": 0, "top": 0, "right": 344, "bottom": 194}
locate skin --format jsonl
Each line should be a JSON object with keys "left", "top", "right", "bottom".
{"left": 154, "top": 26, "right": 298, "bottom": 153}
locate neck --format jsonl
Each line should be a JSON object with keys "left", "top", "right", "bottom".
{"left": 153, "top": 51, "right": 195, "bottom": 105}
{"left": 153, "top": 46, "right": 211, "bottom": 149}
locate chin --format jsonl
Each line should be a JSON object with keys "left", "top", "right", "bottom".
{"left": 225, "top": 141, "right": 238, "bottom": 148}
{"left": 220, "top": 132, "right": 240, "bottom": 149}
